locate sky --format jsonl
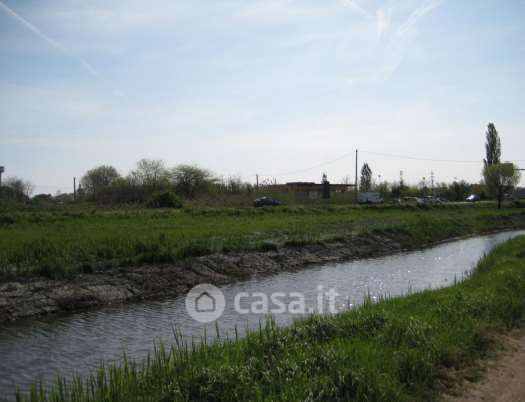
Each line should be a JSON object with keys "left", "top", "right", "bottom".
{"left": 0, "top": 0, "right": 524, "bottom": 194}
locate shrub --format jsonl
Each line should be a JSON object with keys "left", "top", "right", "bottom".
{"left": 147, "top": 192, "right": 183, "bottom": 209}
{"left": 0, "top": 213, "right": 16, "bottom": 226}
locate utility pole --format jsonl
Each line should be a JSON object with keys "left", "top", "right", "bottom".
{"left": 430, "top": 171, "right": 435, "bottom": 197}
{"left": 0, "top": 166, "right": 4, "bottom": 197}
{"left": 355, "top": 149, "right": 358, "bottom": 202}
{"left": 256, "top": 174, "right": 259, "bottom": 190}
{"left": 73, "top": 177, "right": 77, "bottom": 201}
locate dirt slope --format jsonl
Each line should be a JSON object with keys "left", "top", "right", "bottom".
{"left": 446, "top": 333, "right": 525, "bottom": 402}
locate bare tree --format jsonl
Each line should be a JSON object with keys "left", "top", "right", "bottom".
{"left": 341, "top": 175, "right": 352, "bottom": 185}
{"left": 171, "top": 164, "right": 216, "bottom": 198}
{"left": 4, "top": 177, "right": 34, "bottom": 200}
{"left": 129, "top": 159, "right": 170, "bottom": 188}
{"left": 81, "top": 165, "right": 120, "bottom": 194}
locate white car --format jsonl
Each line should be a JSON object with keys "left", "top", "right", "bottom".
{"left": 358, "top": 192, "right": 384, "bottom": 204}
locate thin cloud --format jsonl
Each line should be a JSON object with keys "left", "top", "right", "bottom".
{"left": 376, "top": 8, "right": 391, "bottom": 39}
{"left": 340, "top": 0, "right": 372, "bottom": 18}
{"left": 345, "top": 0, "right": 444, "bottom": 86}
{"left": 395, "top": 0, "right": 443, "bottom": 39}
{"left": 0, "top": 0, "right": 98, "bottom": 76}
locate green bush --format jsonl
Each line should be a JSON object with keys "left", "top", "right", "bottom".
{"left": 147, "top": 192, "right": 183, "bottom": 209}
{"left": 0, "top": 213, "right": 16, "bottom": 226}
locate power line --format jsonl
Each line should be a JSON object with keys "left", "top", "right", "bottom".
{"left": 256, "top": 149, "right": 525, "bottom": 179}
{"left": 256, "top": 151, "right": 356, "bottom": 177}
{"left": 255, "top": 149, "right": 525, "bottom": 179}
{"left": 361, "top": 150, "right": 480, "bottom": 163}
{"left": 361, "top": 150, "right": 525, "bottom": 164}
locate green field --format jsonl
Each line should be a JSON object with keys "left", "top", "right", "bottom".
{"left": 1, "top": 203, "right": 524, "bottom": 279}
{"left": 16, "top": 232, "right": 525, "bottom": 401}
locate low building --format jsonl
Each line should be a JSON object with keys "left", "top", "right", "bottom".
{"left": 266, "top": 182, "right": 354, "bottom": 199}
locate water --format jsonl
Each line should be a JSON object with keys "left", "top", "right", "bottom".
{"left": 0, "top": 230, "right": 523, "bottom": 398}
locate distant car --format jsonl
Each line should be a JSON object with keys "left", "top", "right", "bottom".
{"left": 513, "top": 188, "right": 525, "bottom": 206}
{"left": 254, "top": 196, "right": 281, "bottom": 207}
{"left": 416, "top": 196, "right": 442, "bottom": 206}
{"left": 358, "top": 192, "right": 384, "bottom": 204}
{"left": 466, "top": 194, "right": 480, "bottom": 202}
{"left": 398, "top": 196, "right": 419, "bottom": 206}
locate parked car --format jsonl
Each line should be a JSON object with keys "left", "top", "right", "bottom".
{"left": 358, "top": 192, "right": 384, "bottom": 204}
{"left": 397, "top": 196, "right": 419, "bottom": 206}
{"left": 466, "top": 194, "right": 480, "bottom": 202}
{"left": 416, "top": 196, "right": 442, "bottom": 206}
{"left": 513, "top": 188, "right": 525, "bottom": 206}
{"left": 254, "top": 196, "right": 281, "bottom": 207}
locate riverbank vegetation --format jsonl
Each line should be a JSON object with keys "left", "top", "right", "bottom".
{"left": 15, "top": 234, "right": 525, "bottom": 401}
{"left": 1, "top": 204, "right": 524, "bottom": 279}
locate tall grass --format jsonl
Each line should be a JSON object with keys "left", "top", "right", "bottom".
{"left": 14, "top": 235, "right": 525, "bottom": 401}
{"left": 0, "top": 205, "right": 524, "bottom": 278}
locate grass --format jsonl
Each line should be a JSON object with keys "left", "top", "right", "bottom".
{"left": 14, "top": 234, "right": 525, "bottom": 401}
{"left": 1, "top": 203, "right": 525, "bottom": 278}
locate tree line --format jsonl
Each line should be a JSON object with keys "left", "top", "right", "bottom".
{"left": 77, "top": 159, "right": 254, "bottom": 205}
{"left": 1, "top": 123, "right": 521, "bottom": 208}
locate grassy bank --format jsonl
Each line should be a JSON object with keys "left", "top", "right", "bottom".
{"left": 1, "top": 204, "right": 525, "bottom": 279}
{"left": 16, "top": 234, "right": 525, "bottom": 401}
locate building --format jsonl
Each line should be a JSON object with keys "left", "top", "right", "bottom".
{"left": 266, "top": 182, "right": 354, "bottom": 199}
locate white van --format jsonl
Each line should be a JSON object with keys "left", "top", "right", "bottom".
{"left": 358, "top": 192, "right": 384, "bottom": 204}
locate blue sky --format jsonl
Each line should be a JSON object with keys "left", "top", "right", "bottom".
{"left": 1, "top": 0, "right": 524, "bottom": 194}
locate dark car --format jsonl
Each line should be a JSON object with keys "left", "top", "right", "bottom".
{"left": 466, "top": 194, "right": 480, "bottom": 202}
{"left": 254, "top": 196, "right": 281, "bottom": 207}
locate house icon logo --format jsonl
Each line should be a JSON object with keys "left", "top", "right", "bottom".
{"left": 195, "top": 291, "right": 215, "bottom": 312}
{"left": 186, "top": 284, "right": 225, "bottom": 323}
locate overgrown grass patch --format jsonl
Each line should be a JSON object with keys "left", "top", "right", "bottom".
{"left": 1, "top": 204, "right": 524, "bottom": 279}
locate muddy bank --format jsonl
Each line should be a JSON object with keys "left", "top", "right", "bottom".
{"left": 0, "top": 223, "right": 523, "bottom": 324}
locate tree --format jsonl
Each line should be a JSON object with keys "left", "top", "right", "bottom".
{"left": 81, "top": 165, "right": 120, "bottom": 194}
{"left": 129, "top": 159, "right": 170, "bottom": 188}
{"left": 450, "top": 180, "right": 470, "bottom": 201}
{"left": 484, "top": 123, "right": 501, "bottom": 169}
{"left": 360, "top": 163, "right": 372, "bottom": 192}
{"left": 321, "top": 173, "right": 330, "bottom": 199}
{"left": 483, "top": 163, "right": 520, "bottom": 209}
{"left": 340, "top": 175, "right": 352, "bottom": 185}
{"left": 3, "top": 177, "right": 34, "bottom": 201}
{"left": 171, "top": 164, "right": 216, "bottom": 198}
{"left": 218, "top": 175, "right": 252, "bottom": 193}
